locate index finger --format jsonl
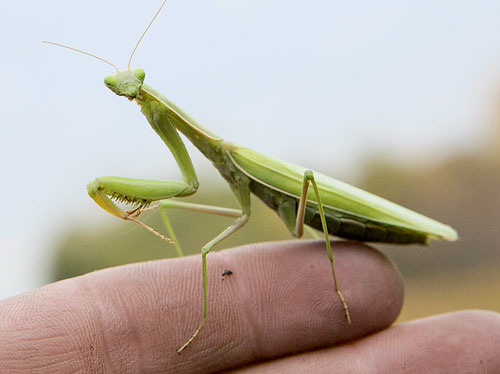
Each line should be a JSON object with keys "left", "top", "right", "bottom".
{"left": 0, "top": 240, "right": 403, "bottom": 373}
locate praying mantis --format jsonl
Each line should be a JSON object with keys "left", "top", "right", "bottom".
{"left": 45, "top": 0, "right": 458, "bottom": 354}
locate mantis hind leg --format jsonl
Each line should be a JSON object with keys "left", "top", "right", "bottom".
{"left": 295, "top": 170, "right": 352, "bottom": 324}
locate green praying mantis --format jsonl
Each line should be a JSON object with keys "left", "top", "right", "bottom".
{"left": 45, "top": 0, "right": 458, "bottom": 354}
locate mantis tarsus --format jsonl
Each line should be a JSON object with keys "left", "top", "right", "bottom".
{"left": 45, "top": 0, "right": 458, "bottom": 354}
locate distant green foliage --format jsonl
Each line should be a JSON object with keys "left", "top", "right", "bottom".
{"left": 359, "top": 154, "right": 500, "bottom": 277}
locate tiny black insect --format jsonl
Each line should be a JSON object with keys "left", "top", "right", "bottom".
{"left": 221, "top": 269, "right": 233, "bottom": 280}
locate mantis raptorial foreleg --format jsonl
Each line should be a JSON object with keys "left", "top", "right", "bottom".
{"left": 87, "top": 177, "right": 196, "bottom": 216}
{"left": 86, "top": 98, "right": 200, "bottom": 243}
{"left": 295, "top": 170, "right": 352, "bottom": 325}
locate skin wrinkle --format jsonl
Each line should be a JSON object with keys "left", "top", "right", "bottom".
{"left": 174, "top": 254, "right": 235, "bottom": 364}
{"left": 221, "top": 241, "right": 402, "bottom": 364}
{"left": 134, "top": 261, "right": 177, "bottom": 370}
{"left": 107, "top": 282, "right": 145, "bottom": 372}
{"left": 211, "top": 250, "right": 262, "bottom": 359}
{"left": 212, "top": 240, "right": 404, "bottom": 373}
{"left": 118, "top": 271, "right": 156, "bottom": 370}
{"left": 364, "top": 244, "right": 403, "bottom": 329}
{"left": 73, "top": 276, "right": 113, "bottom": 373}
{"left": 312, "top": 241, "right": 354, "bottom": 326}
{"left": 40, "top": 289, "right": 84, "bottom": 372}
{"left": 81, "top": 264, "right": 171, "bottom": 372}
{"left": 64, "top": 289, "right": 102, "bottom": 373}
{"left": 302, "top": 241, "right": 403, "bottom": 343}
{"left": 174, "top": 250, "right": 255, "bottom": 365}
{"left": 139, "top": 255, "right": 197, "bottom": 357}
{"left": 0, "top": 280, "right": 102, "bottom": 372}
{"left": 266, "top": 242, "right": 338, "bottom": 352}
{"left": 219, "top": 244, "right": 273, "bottom": 361}
{"left": 181, "top": 250, "right": 259, "bottom": 373}
{"left": 230, "top": 242, "right": 306, "bottom": 359}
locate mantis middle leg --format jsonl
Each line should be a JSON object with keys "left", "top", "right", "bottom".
{"left": 165, "top": 181, "right": 251, "bottom": 353}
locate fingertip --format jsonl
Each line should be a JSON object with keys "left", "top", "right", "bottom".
{"left": 215, "top": 240, "right": 404, "bottom": 357}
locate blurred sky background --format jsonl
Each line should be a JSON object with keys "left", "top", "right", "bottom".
{"left": 1, "top": 0, "right": 500, "bottom": 299}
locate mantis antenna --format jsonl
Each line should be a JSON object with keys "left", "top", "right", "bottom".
{"left": 42, "top": 41, "right": 120, "bottom": 72}
{"left": 128, "top": 0, "right": 168, "bottom": 70}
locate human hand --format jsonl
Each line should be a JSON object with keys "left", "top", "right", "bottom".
{"left": 0, "top": 241, "right": 498, "bottom": 373}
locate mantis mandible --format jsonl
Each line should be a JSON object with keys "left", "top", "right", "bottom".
{"left": 45, "top": 0, "right": 458, "bottom": 354}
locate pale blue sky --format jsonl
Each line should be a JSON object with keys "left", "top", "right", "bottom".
{"left": 1, "top": 0, "right": 499, "bottom": 299}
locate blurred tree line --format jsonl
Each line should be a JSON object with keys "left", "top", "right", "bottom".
{"left": 51, "top": 95, "right": 500, "bottom": 320}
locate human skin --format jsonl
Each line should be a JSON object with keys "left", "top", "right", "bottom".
{"left": 0, "top": 241, "right": 499, "bottom": 373}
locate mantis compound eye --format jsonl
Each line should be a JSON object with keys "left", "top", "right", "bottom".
{"left": 134, "top": 68, "right": 145, "bottom": 82}
{"left": 104, "top": 75, "right": 117, "bottom": 88}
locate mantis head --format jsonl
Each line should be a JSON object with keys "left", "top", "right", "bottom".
{"left": 104, "top": 68, "right": 146, "bottom": 99}
{"left": 46, "top": 0, "right": 165, "bottom": 101}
